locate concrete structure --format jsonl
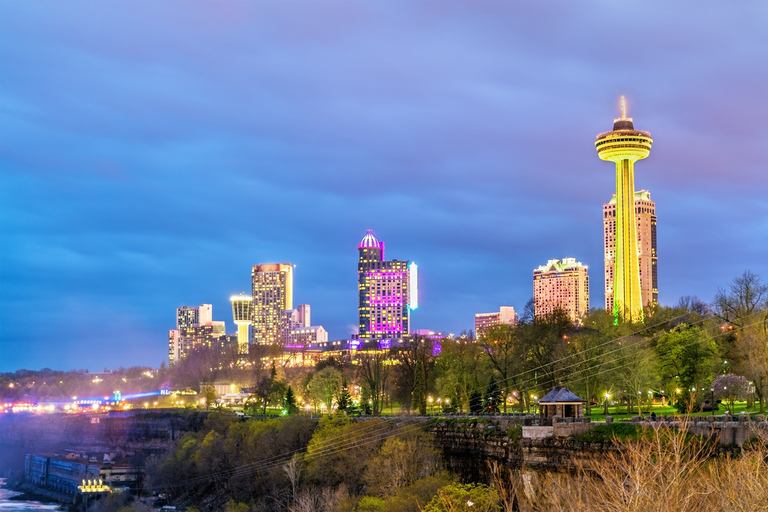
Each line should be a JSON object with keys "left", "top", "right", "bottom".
{"left": 251, "top": 263, "right": 293, "bottom": 345}
{"left": 357, "top": 230, "right": 416, "bottom": 339}
{"left": 604, "top": 190, "right": 657, "bottom": 312}
{"left": 230, "top": 294, "right": 252, "bottom": 355}
{"left": 533, "top": 258, "right": 589, "bottom": 324}
{"left": 595, "top": 96, "right": 653, "bottom": 323}
{"left": 474, "top": 306, "right": 518, "bottom": 335}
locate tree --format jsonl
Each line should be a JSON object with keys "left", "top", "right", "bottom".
{"left": 308, "top": 366, "right": 342, "bottom": 412}
{"left": 713, "top": 270, "right": 768, "bottom": 329}
{"left": 284, "top": 385, "right": 298, "bottom": 414}
{"left": 337, "top": 377, "right": 351, "bottom": 412}
{"left": 607, "top": 336, "right": 658, "bottom": 414}
{"left": 735, "top": 325, "right": 768, "bottom": 412}
{"left": 200, "top": 385, "right": 217, "bottom": 410}
{"left": 483, "top": 375, "right": 501, "bottom": 413}
{"left": 433, "top": 337, "right": 484, "bottom": 412}
{"left": 363, "top": 430, "right": 439, "bottom": 497}
{"left": 469, "top": 389, "right": 483, "bottom": 414}
{"left": 424, "top": 483, "right": 500, "bottom": 512}
{"left": 479, "top": 324, "right": 521, "bottom": 413}
{"left": 358, "top": 352, "right": 390, "bottom": 415}
{"left": 654, "top": 324, "right": 718, "bottom": 404}
{"left": 393, "top": 336, "right": 434, "bottom": 414}
{"left": 712, "top": 373, "right": 750, "bottom": 413}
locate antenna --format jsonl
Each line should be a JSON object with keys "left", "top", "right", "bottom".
{"left": 620, "top": 96, "right": 627, "bottom": 120}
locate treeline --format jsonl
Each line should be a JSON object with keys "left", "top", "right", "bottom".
{"left": 142, "top": 411, "right": 453, "bottom": 512}
{"left": 175, "top": 271, "right": 768, "bottom": 419}
{"left": 93, "top": 410, "right": 768, "bottom": 512}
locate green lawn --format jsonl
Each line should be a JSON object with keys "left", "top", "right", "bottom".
{"left": 585, "top": 401, "right": 763, "bottom": 422}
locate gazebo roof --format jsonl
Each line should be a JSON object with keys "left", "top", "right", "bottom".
{"left": 539, "top": 386, "right": 586, "bottom": 404}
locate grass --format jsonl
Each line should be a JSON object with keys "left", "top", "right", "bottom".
{"left": 585, "top": 400, "right": 763, "bottom": 422}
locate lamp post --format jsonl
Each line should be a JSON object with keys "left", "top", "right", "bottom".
{"left": 710, "top": 386, "right": 715, "bottom": 417}
{"left": 604, "top": 392, "right": 610, "bottom": 416}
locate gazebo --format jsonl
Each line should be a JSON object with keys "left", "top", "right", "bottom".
{"left": 538, "top": 385, "right": 586, "bottom": 426}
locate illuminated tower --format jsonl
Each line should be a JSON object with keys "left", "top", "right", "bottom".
{"left": 357, "top": 229, "right": 418, "bottom": 338}
{"left": 251, "top": 263, "right": 293, "bottom": 344}
{"left": 595, "top": 97, "right": 653, "bottom": 323}
{"left": 230, "top": 294, "right": 252, "bottom": 354}
{"left": 604, "top": 190, "right": 657, "bottom": 312}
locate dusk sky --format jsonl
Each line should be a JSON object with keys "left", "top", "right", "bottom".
{"left": 1, "top": 2, "right": 767, "bottom": 372}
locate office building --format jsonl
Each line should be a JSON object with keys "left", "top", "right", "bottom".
{"left": 595, "top": 96, "right": 653, "bottom": 322}
{"left": 357, "top": 229, "right": 417, "bottom": 338}
{"left": 533, "top": 258, "right": 589, "bottom": 324}
{"left": 251, "top": 263, "right": 293, "bottom": 345}
{"left": 604, "top": 190, "right": 657, "bottom": 313}
{"left": 474, "top": 306, "right": 518, "bottom": 335}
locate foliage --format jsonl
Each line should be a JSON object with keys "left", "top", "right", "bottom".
{"left": 307, "top": 366, "right": 342, "bottom": 411}
{"left": 337, "top": 378, "right": 351, "bottom": 412}
{"left": 357, "top": 352, "right": 390, "bottom": 415}
{"left": 424, "top": 482, "right": 500, "bottom": 512}
{"left": 363, "top": 429, "right": 440, "bottom": 497}
{"left": 303, "top": 416, "right": 389, "bottom": 492}
{"left": 483, "top": 375, "right": 501, "bottom": 414}
{"left": 468, "top": 389, "right": 483, "bottom": 414}
{"left": 284, "top": 385, "right": 298, "bottom": 414}
{"left": 711, "top": 373, "right": 750, "bottom": 413}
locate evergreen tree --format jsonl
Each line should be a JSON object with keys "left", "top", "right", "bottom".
{"left": 337, "top": 378, "right": 351, "bottom": 412}
{"left": 284, "top": 385, "right": 297, "bottom": 414}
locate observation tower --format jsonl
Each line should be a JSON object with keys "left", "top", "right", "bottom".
{"left": 230, "top": 294, "right": 252, "bottom": 354}
{"left": 595, "top": 96, "right": 653, "bottom": 323}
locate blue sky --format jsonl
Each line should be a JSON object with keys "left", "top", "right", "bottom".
{"left": 1, "top": 1, "right": 767, "bottom": 372}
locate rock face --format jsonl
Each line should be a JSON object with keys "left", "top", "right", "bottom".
{"left": 0, "top": 411, "right": 205, "bottom": 477}
{"left": 428, "top": 419, "right": 614, "bottom": 482}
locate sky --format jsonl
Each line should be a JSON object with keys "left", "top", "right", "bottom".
{"left": 1, "top": 1, "right": 767, "bottom": 373}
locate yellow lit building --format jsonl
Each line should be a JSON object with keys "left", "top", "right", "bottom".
{"left": 603, "top": 190, "right": 657, "bottom": 313}
{"left": 251, "top": 263, "right": 293, "bottom": 345}
{"left": 533, "top": 258, "right": 589, "bottom": 324}
{"left": 595, "top": 96, "right": 653, "bottom": 323}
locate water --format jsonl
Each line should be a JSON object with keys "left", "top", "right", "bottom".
{"left": 0, "top": 480, "right": 60, "bottom": 512}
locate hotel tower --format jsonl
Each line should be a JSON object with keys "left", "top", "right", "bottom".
{"left": 595, "top": 97, "right": 653, "bottom": 323}
{"left": 357, "top": 229, "right": 417, "bottom": 339}
{"left": 603, "top": 190, "right": 657, "bottom": 313}
{"left": 251, "top": 263, "right": 293, "bottom": 344}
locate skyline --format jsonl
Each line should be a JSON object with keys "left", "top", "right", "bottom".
{"left": 1, "top": 2, "right": 767, "bottom": 372}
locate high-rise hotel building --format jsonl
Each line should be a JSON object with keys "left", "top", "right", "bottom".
{"left": 251, "top": 263, "right": 293, "bottom": 345}
{"left": 169, "top": 304, "right": 228, "bottom": 364}
{"left": 603, "top": 190, "right": 657, "bottom": 313}
{"left": 357, "top": 230, "right": 417, "bottom": 339}
{"left": 533, "top": 258, "right": 589, "bottom": 324}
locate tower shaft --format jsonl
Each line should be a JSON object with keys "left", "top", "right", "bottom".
{"left": 237, "top": 323, "right": 249, "bottom": 354}
{"left": 613, "top": 159, "right": 643, "bottom": 322}
{"left": 595, "top": 96, "right": 652, "bottom": 324}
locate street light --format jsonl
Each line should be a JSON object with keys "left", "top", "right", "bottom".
{"left": 710, "top": 386, "right": 715, "bottom": 417}
{"left": 604, "top": 392, "right": 610, "bottom": 415}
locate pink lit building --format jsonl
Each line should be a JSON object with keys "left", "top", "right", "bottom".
{"left": 357, "top": 230, "right": 417, "bottom": 339}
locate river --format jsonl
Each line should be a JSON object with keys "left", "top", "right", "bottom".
{"left": 0, "top": 480, "right": 61, "bottom": 512}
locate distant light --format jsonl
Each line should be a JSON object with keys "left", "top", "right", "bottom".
{"left": 408, "top": 262, "right": 418, "bottom": 310}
